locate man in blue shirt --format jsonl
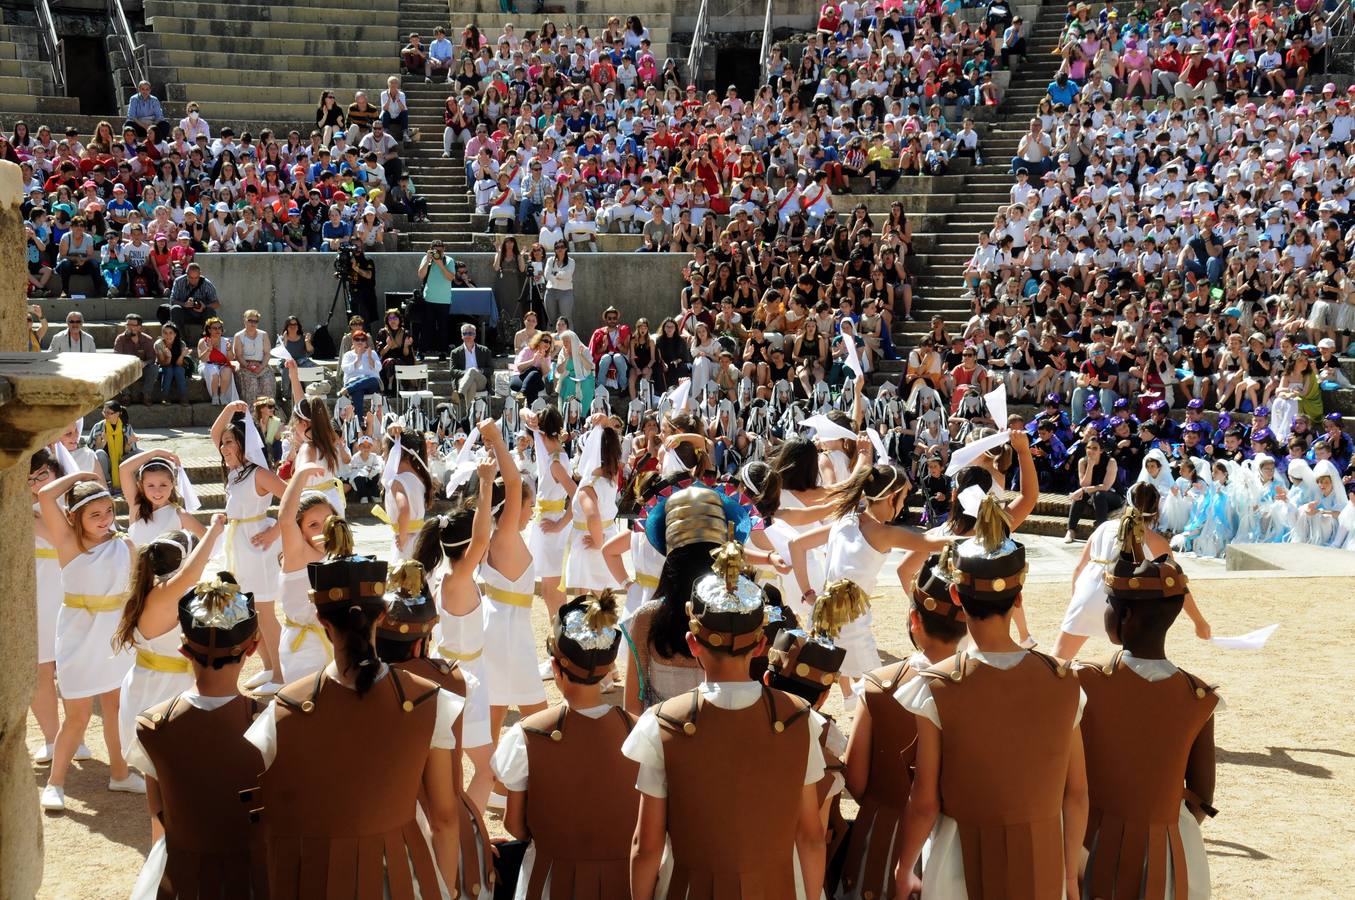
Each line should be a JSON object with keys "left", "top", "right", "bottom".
{"left": 125, "top": 80, "right": 168, "bottom": 142}
{"left": 426, "top": 26, "right": 454, "bottom": 82}
{"left": 309, "top": 148, "right": 338, "bottom": 183}
{"left": 320, "top": 205, "right": 351, "bottom": 251}
{"left": 1046, "top": 71, "right": 1079, "bottom": 106}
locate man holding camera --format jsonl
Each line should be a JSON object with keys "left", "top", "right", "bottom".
{"left": 166, "top": 263, "right": 220, "bottom": 340}
{"left": 340, "top": 243, "right": 378, "bottom": 329}
{"left": 416, "top": 239, "right": 455, "bottom": 356}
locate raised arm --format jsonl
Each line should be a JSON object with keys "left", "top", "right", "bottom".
{"left": 482, "top": 417, "right": 520, "bottom": 525}
{"left": 162, "top": 513, "right": 228, "bottom": 597}
{"left": 1006, "top": 429, "right": 1039, "bottom": 527}
{"left": 465, "top": 455, "right": 498, "bottom": 567}
{"left": 39, "top": 470, "right": 101, "bottom": 561}
{"left": 279, "top": 464, "right": 328, "bottom": 557}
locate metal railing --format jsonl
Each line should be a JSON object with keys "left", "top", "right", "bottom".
{"left": 687, "top": 0, "right": 710, "bottom": 85}
{"left": 33, "top": 0, "right": 64, "bottom": 95}
{"left": 108, "top": 0, "right": 148, "bottom": 92}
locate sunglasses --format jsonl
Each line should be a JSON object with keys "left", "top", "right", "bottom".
{"left": 247, "top": 318, "right": 260, "bottom": 323}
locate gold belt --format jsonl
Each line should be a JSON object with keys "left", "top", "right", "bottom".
{"left": 371, "top": 505, "right": 424, "bottom": 533}
{"left": 136, "top": 648, "right": 191, "bottom": 674}
{"left": 283, "top": 616, "right": 333, "bottom": 658}
{"left": 35, "top": 547, "right": 58, "bottom": 560}
{"left": 636, "top": 573, "right": 660, "bottom": 589}
{"left": 534, "top": 498, "right": 567, "bottom": 515}
{"left": 574, "top": 518, "right": 616, "bottom": 532}
{"left": 484, "top": 584, "right": 534, "bottom": 608}
{"left": 226, "top": 513, "right": 270, "bottom": 572}
{"left": 63, "top": 593, "right": 126, "bottom": 613}
{"left": 318, "top": 478, "right": 345, "bottom": 496}
{"left": 436, "top": 644, "right": 483, "bottom": 662}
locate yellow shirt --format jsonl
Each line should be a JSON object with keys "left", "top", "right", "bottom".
{"left": 867, "top": 145, "right": 896, "bottom": 170}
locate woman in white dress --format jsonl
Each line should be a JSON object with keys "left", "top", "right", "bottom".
{"left": 479, "top": 427, "right": 548, "bottom": 784}
{"left": 414, "top": 419, "right": 505, "bottom": 809}
{"left": 37, "top": 472, "right": 143, "bottom": 812}
{"left": 231, "top": 309, "right": 275, "bottom": 405}
{"left": 789, "top": 462, "right": 949, "bottom": 706}
{"left": 1051, "top": 483, "right": 1211, "bottom": 660}
{"left": 285, "top": 359, "right": 352, "bottom": 515}
{"left": 275, "top": 465, "right": 342, "bottom": 684}
{"left": 29, "top": 448, "right": 65, "bottom": 764}
{"left": 119, "top": 450, "right": 207, "bottom": 546}
{"left": 523, "top": 406, "right": 576, "bottom": 620}
{"left": 380, "top": 427, "right": 431, "bottom": 561}
{"left": 112, "top": 517, "right": 225, "bottom": 837}
{"left": 210, "top": 402, "right": 287, "bottom": 693}
{"left": 562, "top": 424, "right": 623, "bottom": 596}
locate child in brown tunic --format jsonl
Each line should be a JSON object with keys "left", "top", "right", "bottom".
{"left": 128, "top": 573, "right": 266, "bottom": 899}
{"left": 893, "top": 494, "right": 1088, "bottom": 900}
{"left": 375, "top": 559, "right": 493, "bottom": 900}
{"left": 1075, "top": 509, "right": 1219, "bottom": 900}
{"left": 624, "top": 529, "right": 828, "bottom": 900}
{"left": 490, "top": 589, "right": 640, "bottom": 900}
{"left": 837, "top": 557, "right": 967, "bottom": 900}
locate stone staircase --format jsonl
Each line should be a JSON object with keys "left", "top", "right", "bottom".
{"left": 141, "top": 0, "right": 401, "bottom": 130}
{"left": 0, "top": 19, "right": 78, "bottom": 116}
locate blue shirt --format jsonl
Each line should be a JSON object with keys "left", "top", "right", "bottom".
{"left": 321, "top": 220, "right": 351, "bottom": 243}
{"left": 1046, "top": 80, "right": 1079, "bottom": 105}
{"left": 127, "top": 93, "right": 164, "bottom": 122}
{"left": 428, "top": 38, "right": 453, "bottom": 62}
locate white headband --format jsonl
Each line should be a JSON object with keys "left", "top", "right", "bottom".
{"left": 69, "top": 488, "right": 111, "bottom": 512}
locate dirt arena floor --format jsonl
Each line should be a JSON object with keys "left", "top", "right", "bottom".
{"left": 28, "top": 575, "right": 1355, "bottom": 899}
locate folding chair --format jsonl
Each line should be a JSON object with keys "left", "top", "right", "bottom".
{"left": 395, "top": 365, "right": 435, "bottom": 432}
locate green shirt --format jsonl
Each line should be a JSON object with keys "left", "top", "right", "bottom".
{"left": 424, "top": 256, "right": 454, "bottom": 305}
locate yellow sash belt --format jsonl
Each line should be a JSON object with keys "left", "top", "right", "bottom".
{"left": 436, "top": 644, "right": 483, "bottom": 663}
{"left": 34, "top": 547, "right": 58, "bottom": 560}
{"left": 636, "top": 573, "right": 660, "bottom": 589}
{"left": 534, "top": 498, "right": 567, "bottom": 517}
{"left": 573, "top": 518, "right": 616, "bottom": 532}
{"left": 63, "top": 593, "right": 126, "bottom": 613}
{"left": 483, "top": 584, "right": 534, "bottom": 608}
{"left": 225, "top": 512, "right": 270, "bottom": 572}
{"left": 319, "top": 478, "right": 345, "bottom": 497}
{"left": 136, "top": 648, "right": 191, "bottom": 674}
{"left": 370, "top": 505, "right": 425, "bottom": 534}
{"left": 283, "top": 616, "right": 333, "bottom": 659}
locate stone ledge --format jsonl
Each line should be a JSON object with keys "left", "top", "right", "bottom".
{"left": 0, "top": 352, "right": 140, "bottom": 467}
{"left": 1225, "top": 542, "right": 1355, "bottom": 575}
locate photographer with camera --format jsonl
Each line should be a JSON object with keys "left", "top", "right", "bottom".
{"left": 416, "top": 239, "right": 455, "bottom": 356}
{"left": 337, "top": 241, "right": 378, "bottom": 328}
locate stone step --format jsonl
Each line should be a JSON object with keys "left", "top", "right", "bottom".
{"left": 0, "top": 92, "right": 80, "bottom": 115}
{"left": 145, "top": 30, "right": 396, "bottom": 58}
{"left": 464, "top": 0, "right": 682, "bottom": 12}
{"left": 145, "top": 0, "right": 399, "bottom": 25}
{"left": 154, "top": 67, "right": 389, "bottom": 91}
{"left": 147, "top": 46, "right": 394, "bottom": 74}
{"left": 146, "top": 16, "right": 398, "bottom": 42}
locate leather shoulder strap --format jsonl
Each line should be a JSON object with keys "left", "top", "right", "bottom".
{"left": 764, "top": 686, "right": 813, "bottom": 733}
{"left": 522, "top": 705, "right": 568, "bottom": 739}
{"left": 920, "top": 651, "right": 970, "bottom": 684}
{"left": 612, "top": 705, "right": 638, "bottom": 734}
{"left": 136, "top": 693, "right": 181, "bottom": 732}
{"left": 1177, "top": 667, "right": 1220, "bottom": 702}
{"left": 1073, "top": 650, "right": 1122, "bottom": 677}
{"left": 655, "top": 689, "right": 701, "bottom": 735}
{"left": 275, "top": 671, "right": 324, "bottom": 713}
{"left": 1028, "top": 649, "right": 1073, "bottom": 680}
{"left": 391, "top": 666, "right": 442, "bottom": 711}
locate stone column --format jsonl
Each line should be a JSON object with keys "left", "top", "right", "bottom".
{"left": 0, "top": 159, "right": 137, "bottom": 899}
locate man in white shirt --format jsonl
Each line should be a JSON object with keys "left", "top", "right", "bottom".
{"left": 47, "top": 312, "right": 98, "bottom": 352}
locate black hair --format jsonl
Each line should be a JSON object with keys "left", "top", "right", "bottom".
{"left": 411, "top": 505, "right": 478, "bottom": 572}
{"left": 740, "top": 460, "right": 782, "bottom": 522}
{"left": 537, "top": 405, "right": 564, "bottom": 438}
{"left": 772, "top": 437, "right": 821, "bottom": 492}
{"left": 115, "top": 531, "right": 193, "bottom": 651}
{"left": 219, "top": 413, "right": 259, "bottom": 486}
{"left": 826, "top": 463, "right": 910, "bottom": 518}
{"left": 648, "top": 542, "right": 718, "bottom": 659}
{"left": 316, "top": 595, "right": 383, "bottom": 695}
{"left": 30, "top": 447, "right": 63, "bottom": 477}
{"left": 910, "top": 592, "right": 968, "bottom": 644}
{"left": 386, "top": 431, "right": 434, "bottom": 500}
{"left": 946, "top": 465, "right": 993, "bottom": 533}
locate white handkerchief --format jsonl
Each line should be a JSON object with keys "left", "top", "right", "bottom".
{"left": 840, "top": 320, "right": 864, "bottom": 381}
{"left": 269, "top": 344, "right": 293, "bottom": 362}
{"left": 1208, "top": 624, "right": 1279, "bottom": 650}
{"left": 53, "top": 440, "right": 80, "bottom": 478}
{"left": 176, "top": 463, "right": 202, "bottom": 513}
{"left": 984, "top": 383, "right": 1008, "bottom": 426}
{"left": 867, "top": 428, "right": 890, "bottom": 463}
{"left": 801, "top": 414, "right": 856, "bottom": 444}
{"left": 668, "top": 380, "right": 691, "bottom": 412}
{"left": 958, "top": 484, "right": 987, "bottom": 517}
{"left": 946, "top": 428, "right": 1011, "bottom": 476}
{"left": 382, "top": 433, "right": 403, "bottom": 488}
{"left": 242, "top": 413, "right": 271, "bottom": 471}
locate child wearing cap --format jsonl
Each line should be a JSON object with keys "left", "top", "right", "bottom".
{"left": 1074, "top": 508, "right": 1219, "bottom": 900}
{"left": 490, "top": 590, "right": 640, "bottom": 900}
{"left": 892, "top": 494, "right": 1087, "bottom": 899}
{"left": 625, "top": 537, "right": 828, "bottom": 900}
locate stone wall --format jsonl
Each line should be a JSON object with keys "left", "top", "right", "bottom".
{"left": 190, "top": 250, "right": 689, "bottom": 343}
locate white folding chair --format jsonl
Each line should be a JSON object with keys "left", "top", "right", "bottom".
{"left": 395, "top": 365, "right": 435, "bottom": 432}
{"left": 294, "top": 364, "right": 331, "bottom": 399}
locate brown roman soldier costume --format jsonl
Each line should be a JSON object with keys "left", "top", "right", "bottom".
{"left": 651, "top": 537, "right": 815, "bottom": 900}
{"left": 1076, "top": 520, "right": 1219, "bottom": 900}
{"left": 375, "top": 560, "right": 493, "bottom": 900}
{"left": 133, "top": 574, "right": 267, "bottom": 899}
{"left": 917, "top": 522, "right": 1080, "bottom": 900}
{"left": 839, "top": 561, "right": 965, "bottom": 900}
{"left": 512, "top": 590, "right": 639, "bottom": 899}
{"left": 248, "top": 554, "right": 446, "bottom": 900}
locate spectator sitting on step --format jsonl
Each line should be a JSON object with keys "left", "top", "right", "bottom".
{"left": 346, "top": 91, "right": 379, "bottom": 147}
{"left": 401, "top": 32, "right": 428, "bottom": 79}
{"left": 167, "top": 262, "right": 220, "bottom": 340}
{"left": 380, "top": 76, "right": 410, "bottom": 144}
{"left": 359, "top": 120, "right": 401, "bottom": 184}
{"left": 449, "top": 323, "right": 493, "bottom": 421}
{"left": 426, "top": 26, "right": 455, "bottom": 83}
{"left": 113, "top": 313, "right": 160, "bottom": 405}
{"left": 47, "top": 310, "right": 97, "bottom": 353}
{"left": 125, "top": 80, "right": 168, "bottom": 142}
{"left": 55, "top": 216, "right": 103, "bottom": 298}
{"left": 321, "top": 204, "right": 352, "bottom": 251}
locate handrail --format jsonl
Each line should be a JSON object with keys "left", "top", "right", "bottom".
{"left": 107, "top": 0, "right": 148, "bottom": 91}
{"left": 759, "top": 0, "right": 774, "bottom": 81}
{"left": 687, "top": 0, "right": 710, "bottom": 85}
{"left": 33, "top": 0, "right": 64, "bottom": 95}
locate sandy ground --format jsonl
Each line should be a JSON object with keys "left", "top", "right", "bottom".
{"left": 26, "top": 566, "right": 1355, "bottom": 899}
